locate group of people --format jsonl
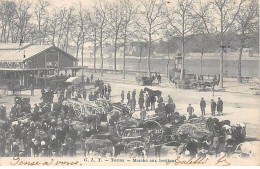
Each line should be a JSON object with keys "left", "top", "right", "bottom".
{"left": 199, "top": 97, "right": 224, "bottom": 116}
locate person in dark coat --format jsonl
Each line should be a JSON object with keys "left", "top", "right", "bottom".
{"left": 157, "top": 74, "right": 161, "bottom": 83}
{"left": 132, "top": 89, "right": 136, "bottom": 100}
{"left": 88, "top": 92, "right": 94, "bottom": 101}
{"left": 83, "top": 90, "right": 87, "bottom": 100}
{"left": 186, "top": 138, "right": 197, "bottom": 157}
{"left": 33, "top": 104, "right": 40, "bottom": 114}
{"left": 200, "top": 98, "right": 206, "bottom": 116}
{"left": 187, "top": 104, "right": 194, "bottom": 116}
{"left": 127, "top": 91, "right": 131, "bottom": 105}
{"left": 139, "top": 89, "right": 144, "bottom": 99}
{"left": 154, "top": 137, "right": 162, "bottom": 158}
{"left": 211, "top": 99, "right": 217, "bottom": 116}
{"left": 108, "top": 84, "right": 112, "bottom": 98}
{"left": 121, "top": 91, "right": 124, "bottom": 103}
{"left": 90, "top": 74, "right": 93, "bottom": 82}
{"left": 168, "top": 95, "right": 173, "bottom": 104}
{"left": 217, "top": 97, "right": 223, "bottom": 115}
{"left": 0, "top": 105, "right": 6, "bottom": 121}
{"left": 30, "top": 84, "right": 34, "bottom": 96}
{"left": 150, "top": 95, "right": 156, "bottom": 110}
{"left": 86, "top": 77, "right": 90, "bottom": 84}
{"left": 145, "top": 94, "right": 150, "bottom": 111}
{"left": 165, "top": 102, "right": 176, "bottom": 118}
{"left": 130, "top": 97, "right": 136, "bottom": 111}
{"left": 138, "top": 96, "right": 144, "bottom": 110}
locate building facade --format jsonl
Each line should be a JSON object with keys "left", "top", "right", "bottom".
{"left": 0, "top": 43, "right": 79, "bottom": 89}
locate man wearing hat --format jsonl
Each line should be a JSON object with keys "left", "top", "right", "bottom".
{"left": 200, "top": 98, "right": 206, "bottom": 116}
{"left": 187, "top": 104, "right": 194, "bottom": 117}
{"left": 211, "top": 99, "right": 217, "bottom": 116}
{"left": 217, "top": 97, "right": 224, "bottom": 115}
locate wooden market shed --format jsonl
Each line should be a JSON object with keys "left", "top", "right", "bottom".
{"left": 0, "top": 43, "right": 81, "bottom": 88}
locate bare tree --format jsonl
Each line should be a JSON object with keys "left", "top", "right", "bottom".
{"left": 15, "top": 0, "right": 32, "bottom": 42}
{"left": 235, "top": 0, "right": 258, "bottom": 83}
{"left": 194, "top": 1, "right": 212, "bottom": 75}
{"left": 49, "top": 10, "right": 58, "bottom": 45}
{"left": 107, "top": 1, "right": 124, "bottom": 74}
{"left": 136, "top": 0, "right": 165, "bottom": 77}
{"left": 34, "top": 0, "right": 49, "bottom": 44}
{"left": 166, "top": 0, "right": 198, "bottom": 80}
{"left": 0, "top": 0, "right": 17, "bottom": 43}
{"left": 95, "top": 0, "right": 109, "bottom": 77}
{"left": 121, "top": 0, "right": 137, "bottom": 79}
{"left": 87, "top": 9, "right": 99, "bottom": 72}
{"left": 72, "top": 3, "right": 87, "bottom": 59}
{"left": 212, "top": 0, "right": 244, "bottom": 88}
{"left": 63, "top": 6, "right": 75, "bottom": 52}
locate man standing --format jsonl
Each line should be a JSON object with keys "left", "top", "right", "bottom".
{"left": 211, "top": 99, "right": 216, "bottom": 116}
{"left": 187, "top": 104, "right": 194, "bottom": 117}
{"left": 30, "top": 84, "right": 34, "bottom": 96}
{"left": 130, "top": 97, "right": 136, "bottom": 111}
{"left": 90, "top": 74, "right": 93, "bottom": 82}
{"left": 168, "top": 95, "right": 173, "bottom": 104}
{"left": 140, "top": 107, "right": 146, "bottom": 122}
{"left": 127, "top": 91, "right": 131, "bottom": 105}
{"left": 157, "top": 74, "right": 161, "bottom": 83}
{"left": 138, "top": 96, "right": 144, "bottom": 110}
{"left": 200, "top": 98, "right": 206, "bottom": 116}
{"left": 108, "top": 84, "right": 111, "bottom": 98}
{"left": 217, "top": 97, "right": 223, "bottom": 115}
{"left": 139, "top": 89, "right": 144, "bottom": 99}
{"left": 145, "top": 94, "right": 150, "bottom": 111}
{"left": 0, "top": 105, "right": 6, "bottom": 121}
{"left": 157, "top": 95, "right": 163, "bottom": 105}
{"left": 83, "top": 89, "right": 87, "bottom": 100}
{"left": 150, "top": 95, "right": 156, "bottom": 110}
{"left": 121, "top": 91, "right": 124, "bottom": 103}
{"left": 132, "top": 89, "right": 136, "bottom": 100}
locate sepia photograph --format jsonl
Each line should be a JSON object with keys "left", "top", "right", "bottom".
{"left": 0, "top": 0, "right": 259, "bottom": 166}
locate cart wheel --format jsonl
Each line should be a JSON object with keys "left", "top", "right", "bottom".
{"left": 95, "top": 107, "right": 105, "bottom": 115}
{"left": 141, "top": 120, "right": 163, "bottom": 142}
{"left": 126, "top": 141, "right": 146, "bottom": 157}
{"left": 190, "top": 82, "right": 199, "bottom": 90}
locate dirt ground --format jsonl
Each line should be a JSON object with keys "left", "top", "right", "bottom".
{"left": 0, "top": 72, "right": 259, "bottom": 157}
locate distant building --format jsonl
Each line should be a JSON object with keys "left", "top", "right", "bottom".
{"left": 0, "top": 43, "right": 79, "bottom": 88}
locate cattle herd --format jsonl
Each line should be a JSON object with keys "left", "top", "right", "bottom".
{"left": 0, "top": 79, "right": 249, "bottom": 159}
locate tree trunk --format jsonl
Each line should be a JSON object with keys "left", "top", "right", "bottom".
{"left": 138, "top": 47, "right": 143, "bottom": 73}
{"left": 167, "top": 47, "right": 170, "bottom": 78}
{"left": 220, "top": 9, "right": 224, "bottom": 88}
{"left": 76, "top": 45, "right": 80, "bottom": 59}
{"left": 147, "top": 33, "right": 151, "bottom": 78}
{"left": 94, "top": 28, "right": 97, "bottom": 73}
{"left": 200, "top": 51, "right": 204, "bottom": 75}
{"left": 100, "top": 29, "right": 103, "bottom": 77}
{"left": 123, "top": 30, "right": 127, "bottom": 79}
{"left": 238, "top": 47, "right": 243, "bottom": 83}
{"left": 180, "top": 16, "right": 185, "bottom": 80}
{"left": 114, "top": 38, "right": 117, "bottom": 74}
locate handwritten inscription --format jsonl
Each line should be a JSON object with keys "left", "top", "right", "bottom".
{"left": 9, "top": 154, "right": 231, "bottom": 166}
{"left": 10, "top": 155, "right": 80, "bottom": 166}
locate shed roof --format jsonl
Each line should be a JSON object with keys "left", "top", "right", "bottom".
{"left": 0, "top": 43, "right": 31, "bottom": 50}
{"left": 0, "top": 44, "right": 78, "bottom": 62}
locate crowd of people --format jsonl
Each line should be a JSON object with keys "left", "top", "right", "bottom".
{"left": 0, "top": 72, "right": 246, "bottom": 159}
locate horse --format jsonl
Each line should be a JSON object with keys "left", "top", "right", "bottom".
{"left": 144, "top": 87, "right": 162, "bottom": 97}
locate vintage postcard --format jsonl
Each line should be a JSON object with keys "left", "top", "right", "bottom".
{"left": 0, "top": 0, "right": 259, "bottom": 166}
